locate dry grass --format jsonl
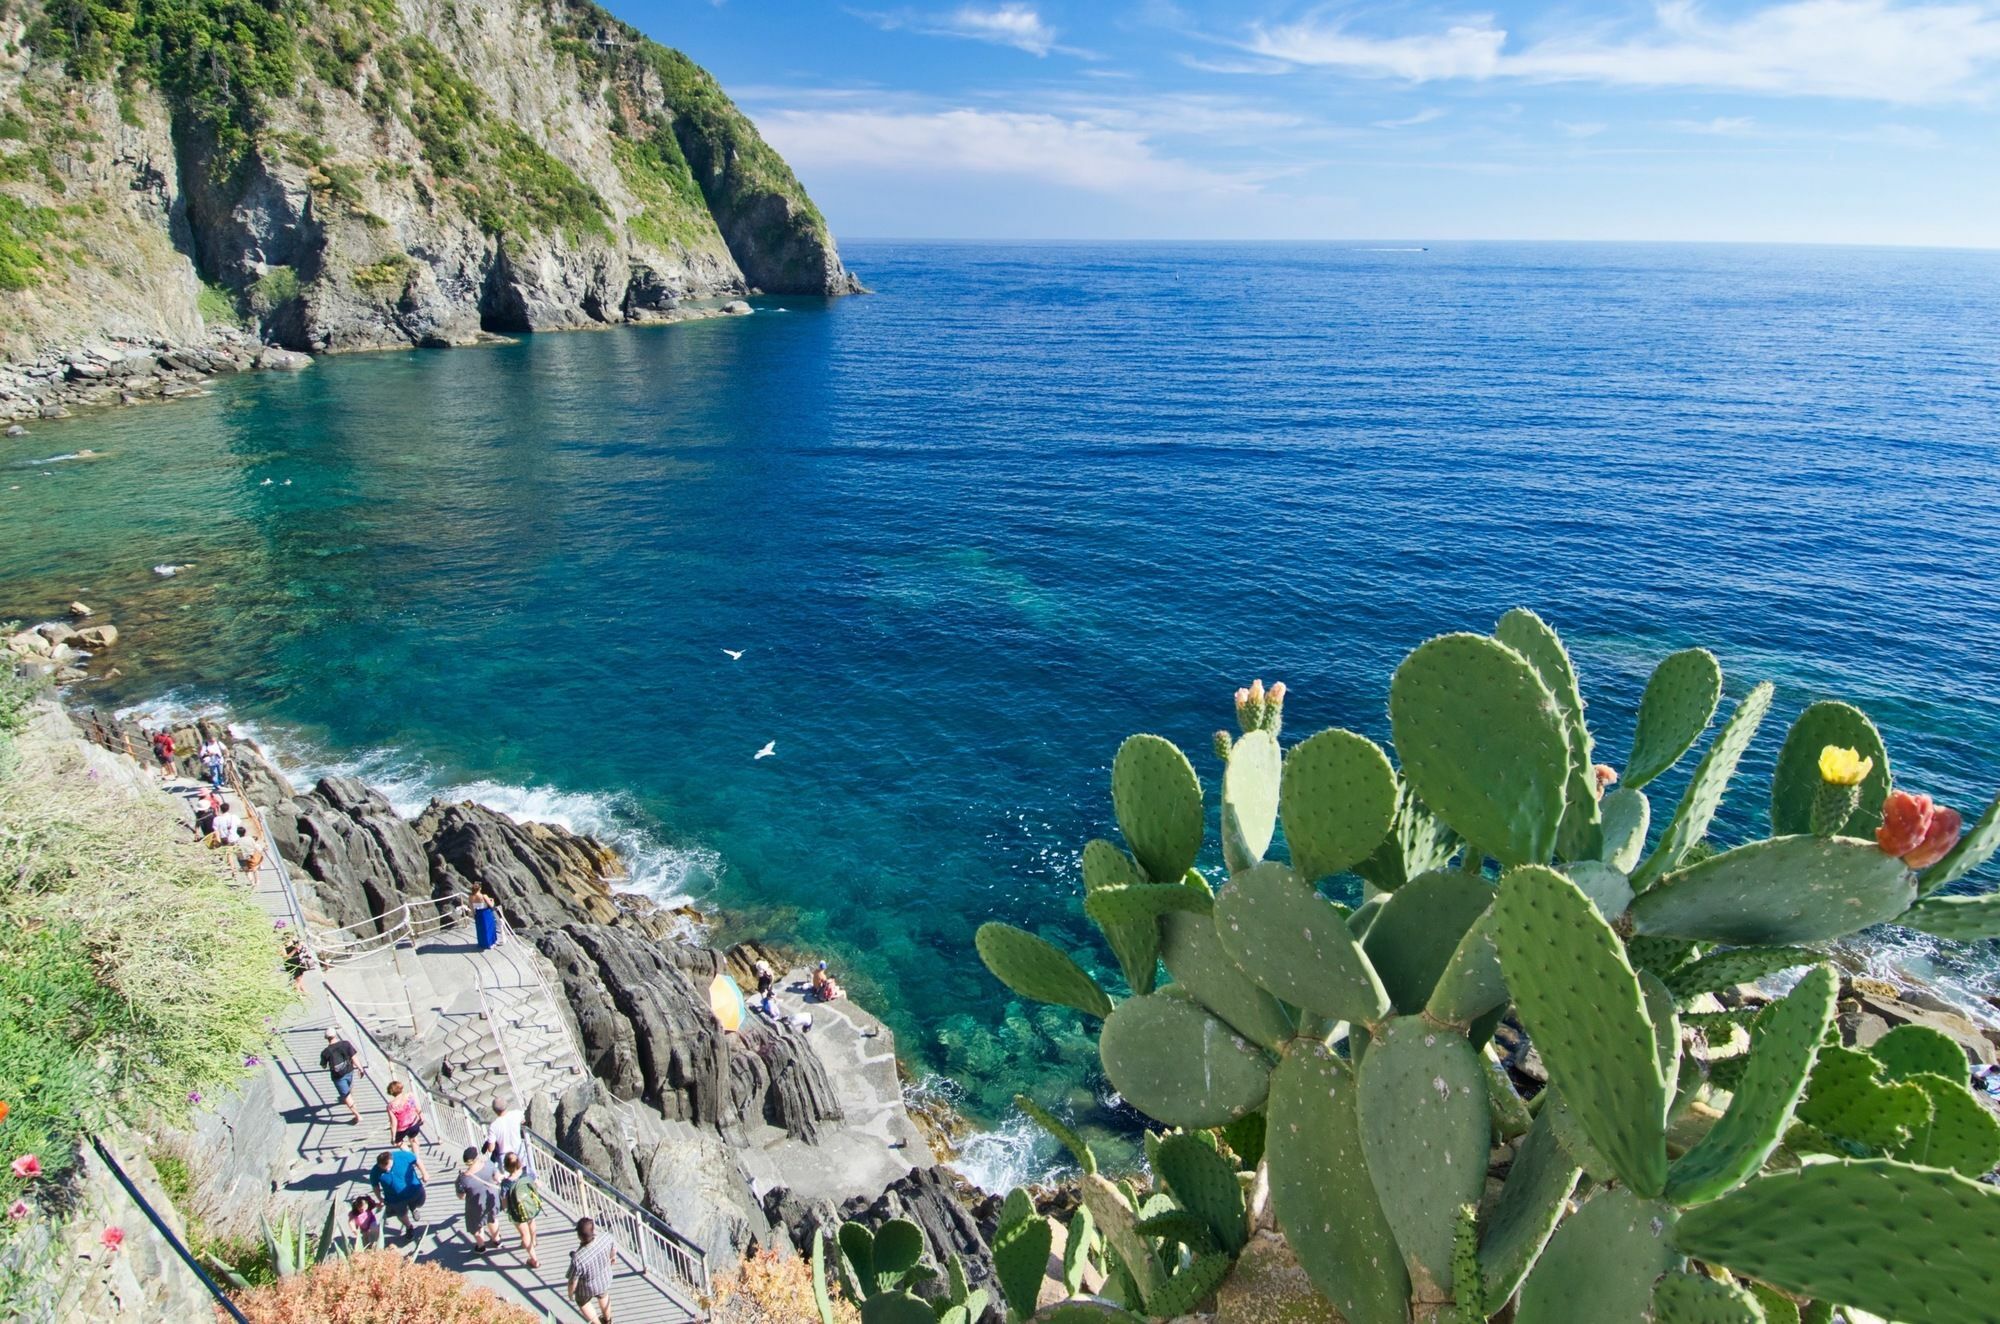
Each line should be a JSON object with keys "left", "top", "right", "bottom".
{"left": 227, "top": 1251, "right": 539, "bottom": 1322}
{"left": 710, "top": 1247, "right": 861, "bottom": 1324}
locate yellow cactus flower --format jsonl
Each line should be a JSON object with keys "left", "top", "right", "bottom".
{"left": 1818, "top": 745, "right": 1874, "bottom": 787}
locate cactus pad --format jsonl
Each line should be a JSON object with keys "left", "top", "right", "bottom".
{"left": 1871, "top": 1023, "right": 1970, "bottom": 1085}
{"left": 1144, "top": 1251, "right": 1232, "bottom": 1317}
{"left": 1515, "top": 1188, "right": 1680, "bottom": 1324}
{"left": 1666, "top": 965, "right": 1834, "bottom": 1206}
{"left": 1650, "top": 1271, "right": 1768, "bottom": 1323}
{"left": 1769, "top": 700, "right": 1890, "bottom": 839}
{"left": 1919, "top": 790, "right": 2000, "bottom": 893}
{"left": 976, "top": 923, "right": 1114, "bottom": 1018}
{"left": 1624, "top": 648, "right": 1724, "bottom": 791}
{"left": 1793, "top": 1045, "right": 1929, "bottom": 1152}
{"left": 1632, "top": 681, "right": 1774, "bottom": 890}
{"left": 1212, "top": 862, "right": 1390, "bottom": 1027}
{"left": 1082, "top": 838, "right": 1161, "bottom": 996}
{"left": 1097, "top": 988, "right": 1271, "bottom": 1128}
{"left": 1662, "top": 945, "right": 1823, "bottom": 1001}
{"left": 1388, "top": 632, "right": 1572, "bottom": 867}
{"left": 1672, "top": 1158, "right": 2000, "bottom": 1324}
{"left": 1641, "top": 971, "right": 1682, "bottom": 1101}
{"left": 993, "top": 1213, "right": 1052, "bottom": 1321}
{"left": 1424, "top": 905, "right": 1507, "bottom": 1028}
{"left": 857, "top": 1292, "right": 935, "bottom": 1324}
{"left": 1062, "top": 1205, "right": 1094, "bottom": 1296}
{"left": 1279, "top": 727, "right": 1399, "bottom": 882}
{"left": 1080, "top": 1173, "right": 1163, "bottom": 1307}
{"left": 1600, "top": 787, "right": 1652, "bottom": 873}
{"left": 1496, "top": 607, "right": 1603, "bottom": 863}
{"left": 1014, "top": 1093, "right": 1098, "bottom": 1176}
{"left": 1478, "top": 1106, "right": 1581, "bottom": 1304}
{"left": 1154, "top": 1132, "right": 1248, "bottom": 1254}
{"left": 1356, "top": 1016, "right": 1489, "bottom": 1296}
{"left": 839, "top": 1222, "right": 877, "bottom": 1293}
{"left": 1111, "top": 734, "right": 1204, "bottom": 884}
{"left": 1630, "top": 835, "right": 1916, "bottom": 945}
{"left": 1564, "top": 859, "right": 1635, "bottom": 920}
{"left": 1494, "top": 864, "right": 1669, "bottom": 1196}
{"left": 871, "top": 1218, "right": 925, "bottom": 1283}
{"left": 1222, "top": 728, "right": 1283, "bottom": 872}
{"left": 1082, "top": 882, "right": 1211, "bottom": 930}
{"left": 1354, "top": 784, "right": 1460, "bottom": 892}
{"left": 1160, "top": 908, "right": 1298, "bottom": 1049}
{"left": 1359, "top": 869, "right": 1495, "bottom": 1014}
{"left": 1265, "top": 1042, "right": 1411, "bottom": 1324}
{"left": 1900, "top": 891, "right": 2000, "bottom": 942}
{"left": 1032, "top": 1305, "right": 1147, "bottom": 1324}
{"left": 1897, "top": 1072, "right": 2000, "bottom": 1176}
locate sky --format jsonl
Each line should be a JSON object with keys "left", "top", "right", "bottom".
{"left": 619, "top": 2, "right": 2000, "bottom": 245}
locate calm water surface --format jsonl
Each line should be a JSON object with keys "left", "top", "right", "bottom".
{"left": 4, "top": 242, "right": 1998, "bottom": 1180}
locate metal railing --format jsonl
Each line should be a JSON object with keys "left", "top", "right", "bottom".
{"left": 88, "top": 1135, "right": 253, "bottom": 1324}
{"left": 310, "top": 897, "right": 466, "bottom": 967}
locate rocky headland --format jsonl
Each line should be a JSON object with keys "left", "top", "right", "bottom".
{"left": 0, "top": 0, "right": 859, "bottom": 423}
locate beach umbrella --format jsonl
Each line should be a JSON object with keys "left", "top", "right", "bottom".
{"left": 708, "top": 973, "right": 747, "bottom": 1032}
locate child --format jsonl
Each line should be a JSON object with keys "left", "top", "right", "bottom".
{"left": 347, "top": 1194, "right": 382, "bottom": 1250}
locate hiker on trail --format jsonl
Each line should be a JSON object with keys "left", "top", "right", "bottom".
{"left": 568, "top": 1217, "right": 622, "bottom": 1323}
{"left": 385, "top": 1080, "right": 425, "bottom": 1149}
{"left": 210, "top": 806, "right": 243, "bottom": 847}
{"left": 319, "top": 1027, "right": 363, "bottom": 1124}
{"left": 485, "top": 1096, "right": 525, "bottom": 1167}
{"left": 369, "top": 1148, "right": 429, "bottom": 1242}
{"left": 199, "top": 736, "right": 226, "bottom": 788}
{"left": 195, "top": 786, "right": 222, "bottom": 836}
{"left": 347, "top": 1194, "right": 382, "bottom": 1250}
{"left": 500, "top": 1152, "right": 542, "bottom": 1268}
{"left": 150, "top": 729, "right": 176, "bottom": 776}
{"left": 754, "top": 958, "right": 775, "bottom": 997}
{"left": 457, "top": 1146, "right": 503, "bottom": 1253}
{"left": 469, "top": 883, "right": 499, "bottom": 951}
{"left": 281, "top": 933, "right": 310, "bottom": 995}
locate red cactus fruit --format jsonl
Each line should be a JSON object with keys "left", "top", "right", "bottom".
{"left": 1876, "top": 790, "right": 1935, "bottom": 858}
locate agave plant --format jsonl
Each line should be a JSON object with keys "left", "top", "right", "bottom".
{"left": 975, "top": 610, "right": 2000, "bottom": 1324}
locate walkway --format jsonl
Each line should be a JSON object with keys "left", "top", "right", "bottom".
{"left": 164, "top": 769, "right": 703, "bottom": 1322}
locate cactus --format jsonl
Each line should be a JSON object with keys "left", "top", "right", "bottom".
{"left": 1629, "top": 835, "right": 1916, "bottom": 944}
{"left": 1899, "top": 890, "right": 2000, "bottom": 941}
{"left": 1899, "top": 1071, "right": 2000, "bottom": 1175}
{"left": 1265, "top": 1042, "right": 1409, "bottom": 1324}
{"left": 1791, "top": 1044, "right": 1930, "bottom": 1152}
{"left": 1081, "top": 882, "right": 1209, "bottom": 931}
{"left": 1918, "top": 790, "right": 2000, "bottom": 892}
{"left": 1631, "top": 681, "right": 1775, "bottom": 890}
{"left": 1623, "top": 647, "right": 1723, "bottom": 791}
{"left": 1153, "top": 1132, "right": 1248, "bottom": 1255}
{"left": 1356, "top": 1015, "right": 1489, "bottom": 1299}
{"left": 1563, "top": 859, "right": 1634, "bottom": 920}
{"left": 1446, "top": 1205, "right": 1485, "bottom": 1324}
{"left": 1494, "top": 864, "right": 1669, "bottom": 1196}
{"left": 1016, "top": 1092, "right": 1099, "bottom": 1176}
{"left": 1770, "top": 701, "right": 1891, "bottom": 839}
{"left": 1080, "top": 1173, "right": 1164, "bottom": 1306}
{"left": 1142, "top": 1251, "right": 1231, "bottom": 1317}
{"left": 1388, "top": 633, "right": 1571, "bottom": 867}
{"left": 1354, "top": 782, "right": 1460, "bottom": 891}
{"left": 1062, "top": 1203, "right": 1096, "bottom": 1296}
{"left": 976, "top": 923, "right": 1114, "bottom": 1019}
{"left": 1111, "top": 734, "right": 1204, "bottom": 883}
{"left": 1097, "top": 988, "right": 1270, "bottom": 1128}
{"left": 1158, "top": 908, "right": 1296, "bottom": 1049}
{"left": 1599, "top": 787, "right": 1652, "bottom": 873}
{"left": 1666, "top": 965, "right": 1834, "bottom": 1204}
{"left": 1870, "top": 1022, "right": 1969, "bottom": 1084}
{"left": 1356, "top": 870, "right": 1495, "bottom": 1014}
{"left": 857, "top": 1294, "right": 935, "bottom": 1324}
{"left": 1515, "top": 1188, "right": 1679, "bottom": 1324}
{"left": 1277, "top": 727, "right": 1399, "bottom": 883}
{"left": 1494, "top": 608, "right": 1602, "bottom": 862}
{"left": 1081, "top": 839, "right": 1161, "bottom": 995}
{"left": 1221, "top": 728, "right": 1282, "bottom": 873}
{"left": 1650, "top": 1271, "right": 1767, "bottom": 1323}
{"left": 1661, "top": 945, "right": 1822, "bottom": 1002}
{"left": 1212, "top": 861, "right": 1389, "bottom": 1026}
{"left": 812, "top": 1229, "right": 838, "bottom": 1324}
{"left": 994, "top": 1212, "right": 1053, "bottom": 1321}
{"left": 1424, "top": 904, "right": 1507, "bottom": 1029}
{"left": 1672, "top": 1159, "right": 2000, "bottom": 1324}
{"left": 1477, "top": 1106, "right": 1580, "bottom": 1304}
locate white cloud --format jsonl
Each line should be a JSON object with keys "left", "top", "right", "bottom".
{"left": 754, "top": 107, "right": 1260, "bottom": 195}
{"left": 857, "top": 4, "right": 1070, "bottom": 57}
{"left": 1240, "top": 1, "right": 2000, "bottom": 103}
{"left": 1671, "top": 115, "right": 1760, "bottom": 133}
{"left": 1556, "top": 119, "right": 1608, "bottom": 136}
{"left": 1373, "top": 107, "right": 1449, "bottom": 127}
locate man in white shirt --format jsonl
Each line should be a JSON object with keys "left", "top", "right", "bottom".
{"left": 486, "top": 1097, "right": 526, "bottom": 1167}
{"left": 211, "top": 808, "right": 243, "bottom": 845}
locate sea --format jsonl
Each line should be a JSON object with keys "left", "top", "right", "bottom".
{"left": 3, "top": 241, "right": 1998, "bottom": 1187}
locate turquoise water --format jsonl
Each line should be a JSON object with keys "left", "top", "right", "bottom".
{"left": 4, "top": 242, "right": 2000, "bottom": 1181}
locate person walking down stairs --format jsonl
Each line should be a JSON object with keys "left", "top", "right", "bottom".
{"left": 457, "top": 1147, "right": 504, "bottom": 1254}
{"left": 568, "top": 1218, "right": 623, "bottom": 1323}
{"left": 499, "top": 1153, "right": 541, "bottom": 1269}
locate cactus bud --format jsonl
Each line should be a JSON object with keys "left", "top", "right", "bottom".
{"left": 1213, "top": 729, "right": 1233, "bottom": 763}
{"left": 1876, "top": 790, "right": 1935, "bottom": 858}
{"left": 1904, "top": 805, "right": 1963, "bottom": 870}
{"left": 1592, "top": 763, "right": 1619, "bottom": 796}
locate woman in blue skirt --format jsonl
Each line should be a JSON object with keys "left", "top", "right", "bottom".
{"left": 470, "top": 884, "right": 500, "bottom": 950}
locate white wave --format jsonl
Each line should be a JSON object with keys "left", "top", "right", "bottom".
{"left": 916, "top": 1075, "right": 1071, "bottom": 1194}
{"left": 111, "top": 692, "right": 719, "bottom": 906}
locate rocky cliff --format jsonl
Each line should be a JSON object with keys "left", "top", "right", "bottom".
{"left": 0, "top": 0, "right": 858, "bottom": 367}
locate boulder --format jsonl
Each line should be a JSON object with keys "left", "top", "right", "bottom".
{"left": 257, "top": 347, "right": 313, "bottom": 371}
{"left": 721, "top": 300, "right": 752, "bottom": 315}
{"left": 68, "top": 602, "right": 92, "bottom": 618}
{"left": 75, "top": 624, "right": 118, "bottom": 649}
{"left": 35, "top": 621, "right": 80, "bottom": 647}
{"left": 640, "top": 1117, "right": 773, "bottom": 1262}
{"left": 4, "top": 424, "right": 25, "bottom": 437}
{"left": 7, "top": 630, "right": 52, "bottom": 657}
{"left": 418, "top": 800, "right": 622, "bottom": 930}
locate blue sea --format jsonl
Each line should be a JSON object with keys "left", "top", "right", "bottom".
{"left": 4, "top": 242, "right": 1999, "bottom": 1184}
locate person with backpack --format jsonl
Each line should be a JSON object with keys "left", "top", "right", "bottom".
{"left": 318, "top": 1027, "right": 363, "bottom": 1124}
{"left": 500, "top": 1152, "right": 542, "bottom": 1268}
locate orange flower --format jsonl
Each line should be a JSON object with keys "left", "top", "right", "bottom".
{"left": 0, "top": 1100, "right": 10, "bottom": 1124}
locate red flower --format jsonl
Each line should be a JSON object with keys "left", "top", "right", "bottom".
{"left": 10, "top": 1155, "right": 40, "bottom": 1180}
{"left": 1905, "top": 806, "right": 1963, "bottom": 871}
{"left": 100, "top": 1226, "right": 124, "bottom": 1250}
{"left": 1876, "top": 790, "right": 1935, "bottom": 858}
{"left": 7, "top": 1201, "right": 27, "bottom": 1221}
{"left": 0, "top": 1100, "right": 9, "bottom": 1123}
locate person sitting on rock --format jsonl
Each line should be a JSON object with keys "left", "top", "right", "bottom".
{"left": 754, "top": 958, "right": 776, "bottom": 997}
{"left": 810, "top": 961, "right": 831, "bottom": 999}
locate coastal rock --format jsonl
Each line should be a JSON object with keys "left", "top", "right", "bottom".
{"left": 5, "top": 425, "right": 26, "bottom": 436}
{"left": 7, "top": 630, "right": 53, "bottom": 657}
{"left": 68, "top": 602, "right": 92, "bottom": 617}
{"left": 256, "top": 348, "right": 313, "bottom": 372}
{"left": 721, "top": 300, "right": 753, "bottom": 315}
{"left": 417, "top": 800, "right": 623, "bottom": 930}
{"left": 35, "top": 621, "right": 80, "bottom": 647}
{"left": 75, "top": 624, "right": 118, "bottom": 649}
{"left": 833, "top": 1165, "right": 1000, "bottom": 1301}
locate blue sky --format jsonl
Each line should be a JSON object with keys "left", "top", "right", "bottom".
{"left": 623, "top": 2, "right": 2000, "bottom": 245}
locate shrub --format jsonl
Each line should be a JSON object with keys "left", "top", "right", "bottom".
{"left": 195, "top": 279, "right": 239, "bottom": 327}
{"left": 711, "top": 1247, "right": 859, "bottom": 1324}
{"left": 229, "top": 1250, "right": 538, "bottom": 1322}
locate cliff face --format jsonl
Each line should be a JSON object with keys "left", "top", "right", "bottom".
{"left": 0, "top": 0, "right": 858, "bottom": 362}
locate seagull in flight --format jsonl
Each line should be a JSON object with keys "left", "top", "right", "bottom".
{"left": 722, "top": 648, "right": 744, "bottom": 660}
{"left": 754, "top": 741, "right": 776, "bottom": 760}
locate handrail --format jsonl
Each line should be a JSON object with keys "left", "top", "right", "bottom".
{"left": 88, "top": 1134, "right": 254, "bottom": 1324}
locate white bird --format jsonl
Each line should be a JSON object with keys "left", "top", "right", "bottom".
{"left": 722, "top": 648, "right": 744, "bottom": 660}
{"left": 754, "top": 741, "right": 776, "bottom": 760}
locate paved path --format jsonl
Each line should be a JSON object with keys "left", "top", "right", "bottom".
{"left": 165, "top": 773, "right": 700, "bottom": 1322}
